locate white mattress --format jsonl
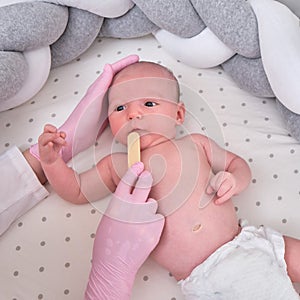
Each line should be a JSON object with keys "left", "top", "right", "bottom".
{"left": 0, "top": 35, "right": 300, "bottom": 299}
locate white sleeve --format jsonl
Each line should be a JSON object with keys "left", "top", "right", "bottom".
{"left": 0, "top": 146, "right": 49, "bottom": 235}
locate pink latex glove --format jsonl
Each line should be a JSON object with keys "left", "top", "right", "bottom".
{"left": 85, "top": 162, "right": 165, "bottom": 300}
{"left": 30, "top": 54, "right": 139, "bottom": 162}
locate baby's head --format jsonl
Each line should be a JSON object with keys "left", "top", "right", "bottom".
{"left": 111, "top": 61, "right": 180, "bottom": 94}
{"left": 108, "top": 61, "right": 185, "bottom": 148}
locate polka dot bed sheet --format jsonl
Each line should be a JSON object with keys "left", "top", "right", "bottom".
{"left": 1, "top": 35, "right": 300, "bottom": 299}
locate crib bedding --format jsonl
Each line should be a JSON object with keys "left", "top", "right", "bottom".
{"left": 0, "top": 35, "right": 300, "bottom": 299}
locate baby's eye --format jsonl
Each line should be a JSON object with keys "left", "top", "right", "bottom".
{"left": 144, "top": 101, "right": 158, "bottom": 107}
{"left": 115, "top": 105, "right": 126, "bottom": 112}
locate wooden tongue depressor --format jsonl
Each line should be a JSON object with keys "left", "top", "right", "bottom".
{"left": 127, "top": 132, "right": 141, "bottom": 168}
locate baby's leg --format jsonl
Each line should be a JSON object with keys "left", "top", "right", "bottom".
{"left": 284, "top": 236, "right": 300, "bottom": 283}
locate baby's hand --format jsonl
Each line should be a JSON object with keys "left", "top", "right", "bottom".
{"left": 38, "top": 124, "right": 67, "bottom": 165}
{"left": 206, "top": 171, "right": 237, "bottom": 205}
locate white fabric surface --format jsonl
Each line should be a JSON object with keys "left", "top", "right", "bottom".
{"left": 180, "top": 223, "right": 298, "bottom": 299}
{"left": 0, "top": 36, "right": 300, "bottom": 299}
{"left": 250, "top": 0, "right": 300, "bottom": 114}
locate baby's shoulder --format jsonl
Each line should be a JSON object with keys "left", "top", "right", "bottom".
{"left": 97, "top": 152, "right": 128, "bottom": 189}
{"left": 177, "top": 133, "right": 209, "bottom": 146}
{"left": 96, "top": 152, "right": 127, "bottom": 177}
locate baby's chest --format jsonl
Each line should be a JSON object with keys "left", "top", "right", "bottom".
{"left": 141, "top": 144, "right": 210, "bottom": 199}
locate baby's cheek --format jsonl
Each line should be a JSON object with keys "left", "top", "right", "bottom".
{"left": 147, "top": 116, "right": 177, "bottom": 139}
{"left": 109, "top": 117, "right": 124, "bottom": 136}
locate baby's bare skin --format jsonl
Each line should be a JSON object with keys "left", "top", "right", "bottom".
{"left": 109, "top": 133, "right": 243, "bottom": 280}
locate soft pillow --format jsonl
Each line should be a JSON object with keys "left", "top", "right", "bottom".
{"left": 154, "top": 27, "right": 235, "bottom": 68}
{"left": 0, "top": 47, "right": 51, "bottom": 112}
{"left": 250, "top": 0, "right": 300, "bottom": 114}
{"left": 0, "top": 0, "right": 134, "bottom": 18}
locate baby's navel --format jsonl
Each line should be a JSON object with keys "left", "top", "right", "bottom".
{"left": 192, "top": 223, "right": 202, "bottom": 232}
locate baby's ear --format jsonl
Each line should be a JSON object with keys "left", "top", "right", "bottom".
{"left": 176, "top": 102, "right": 185, "bottom": 124}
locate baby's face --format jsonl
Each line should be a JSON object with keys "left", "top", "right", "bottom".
{"left": 108, "top": 96, "right": 184, "bottom": 148}
{"left": 107, "top": 62, "right": 185, "bottom": 148}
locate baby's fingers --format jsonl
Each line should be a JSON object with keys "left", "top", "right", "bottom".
{"left": 43, "top": 124, "right": 58, "bottom": 134}
{"left": 215, "top": 179, "right": 236, "bottom": 205}
{"left": 39, "top": 132, "right": 56, "bottom": 147}
{"left": 206, "top": 172, "right": 224, "bottom": 194}
{"left": 53, "top": 132, "right": 67, "bottom": 146}
{"left": 39, "top": 130, "right": 66, "bottom": 146}
{"left": 39, "top": 132, "right": 63, "bottom": 147}
{"left": 206, "top": 185, "right": 215, "bottom": 195}
{"left": 217, "top": 178, "right": 233, "bottom": 197}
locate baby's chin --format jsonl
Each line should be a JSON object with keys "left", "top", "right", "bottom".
{"left": 114, "top": 130, "right": 176, "bottom": 150}
{"left": 140, "top": 133, "right": 173, "bottom": 150}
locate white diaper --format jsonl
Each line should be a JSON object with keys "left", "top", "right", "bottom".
{"left": 179, "top": 222, "right": 299, "bottom": 300}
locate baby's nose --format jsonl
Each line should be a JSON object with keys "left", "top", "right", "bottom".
{"left": 128, "top": 109, "right": 142, "bottom": 120}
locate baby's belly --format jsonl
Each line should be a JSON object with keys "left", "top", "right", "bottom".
{"left": 151, "top": 197, "right": 239, "bottom": 281}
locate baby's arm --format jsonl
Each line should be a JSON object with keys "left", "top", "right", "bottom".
{"left": 195, "top": 134, "right": 252, "bottom": 204}
{"left": 39, "top": 125, "right": 115, "bottom": 204}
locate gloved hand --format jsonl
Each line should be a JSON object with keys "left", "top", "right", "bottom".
{"left": 30, "top": 54, "right": 139, "bottom": 162}
{"left": 85, "top": 162, "right": 165, "bottom": 300}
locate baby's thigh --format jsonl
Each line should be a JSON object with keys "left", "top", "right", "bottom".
{"left": 284, "top": 236, "right": 300, "bottom": 282}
